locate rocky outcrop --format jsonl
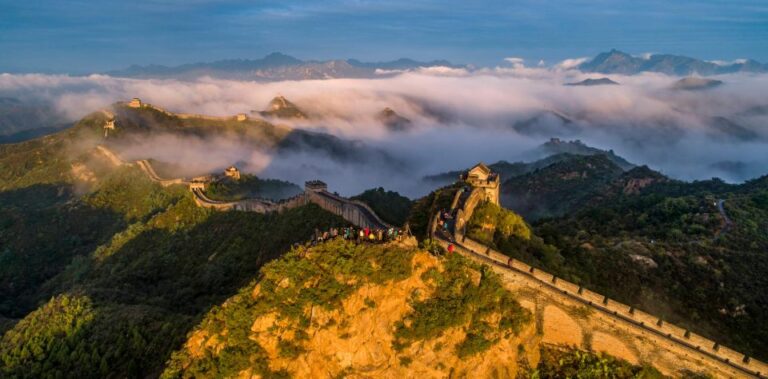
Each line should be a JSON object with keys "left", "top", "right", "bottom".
{"left": 376, "top": 107, "right": 412, "bottom": 132}
{"left": 257, "top": 96, "right": 308, "bottom": 119}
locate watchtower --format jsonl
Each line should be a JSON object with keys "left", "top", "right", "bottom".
{"left": 224, "top": 166, "right": 241, "bottom": 180}
{"left": 128, "top": 98, "right": 142, "bottom": 108}
{"left": 305, "top": 180, "right": 328, "bottom": 192}
{"left": 103, "top": 118, "right": 116, "bottom": 137}
{"left": 461, "top": 163, "right": 500, "bottom": 205}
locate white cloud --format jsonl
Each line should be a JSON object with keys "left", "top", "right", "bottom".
{"left": 374, "top": 68, "right": 406, "bottom": 75}
{"left": 2, "top": 69, "right": 768, "bottom": 195}
{"left": 708, "top": 58, "right": 749, "bottom": 66}
{"left": 503, "top": 57, "right": 526, "bottom": 69}
{"left": 554, "top": 57, "right": 589, "bottom": 71}
{"left": 639, "top": 52, "right": 654, "bottom": 60}
{"left": 414, "top": 66, "right": 469, "bottom": 76}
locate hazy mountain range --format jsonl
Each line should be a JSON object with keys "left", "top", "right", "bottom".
{"left": 579, "top": 49, "right": 768, "bottom": 76}
{"left": 104, "top": 50, "right": 768, "bottom": 80}
{"left": 106, "top": 52, "right": 464, "bottom": 80}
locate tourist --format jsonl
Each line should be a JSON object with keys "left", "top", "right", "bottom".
{"left": 447, "top": 243, "right": 455, "bottom": 254}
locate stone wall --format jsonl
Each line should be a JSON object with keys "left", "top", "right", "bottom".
{"left": 435, "top": 236, "right": 766, "bottom": 378}
{"left": 454, "top": 188, "right": 484, "bottom": 236}
{"left": 122, "top": 101, "right": 246, "bottom": 122}
{"left": 306, "top": 191, "right": 391, "bottom": 229}
{"left": 136, "top": 160, "right": 185, "bottom": 187}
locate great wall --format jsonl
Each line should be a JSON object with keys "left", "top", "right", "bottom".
{"left": 96, "top": 145, "right": 391, "bottom": 230}
{"left": 430, "top": 164, "right": 767, "bottom": 378}
{"left": 96, "top": 101, "right": 766, "bottom": 377}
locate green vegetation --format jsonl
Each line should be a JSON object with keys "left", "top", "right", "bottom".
{"left": 466, "top": 200, "right": 562, "bottom": 270}
{"left": 485, "top": 153, "right": 768, "bottom": 360}
{"left": 0, "top": 145, "right": 348, "bottom": 378}
{"left": 1, "top": 294, "right": 188, "bottom": 379}
{"left": 528, "top": 176, "right": 768, "bottom": 360}
{"left": 205, "top": 174, "right": 303, "bottom": 202}
{"left": 1, "top": 295, "right": 94, "bottom": 377}
{"left": 163, "top": 239, "right": 416, "bottom": 377}
{"left": 502, "top": 154, "right": 624, "bottom": 220}
{"left": 352, "top": 187, "right": 412, "bottom": 226}
{"left": 393, "top": 253, "right": 530, "bottom": 357}
{"left": 532, "top": 347, "right": 668, "bottom": 378}
{"left": 466, "top": 200, "right": 531, "bottom": 244}
{"left": 407, "top": 183, "right": 461, "bottom": 238}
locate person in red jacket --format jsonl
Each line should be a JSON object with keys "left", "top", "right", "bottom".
{"left": 447, "top": 244, "right": 455, "bottom": 254}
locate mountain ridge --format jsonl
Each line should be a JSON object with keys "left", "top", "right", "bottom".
{"left": 580, "top": 49, "right": 768, "bottom": 76}
{"left": 106, "top": 52, "right": 466, "bottom": 80}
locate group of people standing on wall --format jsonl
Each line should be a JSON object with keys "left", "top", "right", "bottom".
{"left": 312, "top": 225, "right": 409, "bottom": 244}
{"left": 436, "top": 208, "right": 455, "bottom": 234}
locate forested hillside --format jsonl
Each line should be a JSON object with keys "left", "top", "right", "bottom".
{"left": 473, "top": 159, "right": 768, "bottom": 361}
{"left": 0, "top": 109, "right": 350, "bottom": 377}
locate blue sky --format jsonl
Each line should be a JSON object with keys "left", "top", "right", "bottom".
{"left": 1, "top": 0, "right": 767, "bottom": 73}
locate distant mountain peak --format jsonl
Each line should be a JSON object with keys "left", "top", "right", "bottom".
{"left": 106, "top": 53, "right": 464, "bottom": 81}
{"left": 672, "top": 77, "right": 723, "bottom": 91}
{"left": 376, "top": 107, "right": 412, "bottom": 132}
{"left": 580, "top": 50, "right": 767, "bottom": 76}
{"left": 536, "top": 138, "right": 635, "bottom": 170}
{"left": 258, "top": 96, "right": 307, "bottom": 119}
{"left": 565, "top": 77, "right": 619, "bottom": 86}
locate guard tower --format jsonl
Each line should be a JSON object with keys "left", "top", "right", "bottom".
{"left": 224, "top": 166, "right": 241, "bottom": 180}
{"left": 461, "top": 163, "right": 500, "bottom": 205}
{"left": 128, "top": 98, "right": 142, "bottom": 108}
{"left": 103, "top": 118, "right": 116, "bottom": 137}
{"left": 305, "top": 180, "right": 327, "bottom": 192}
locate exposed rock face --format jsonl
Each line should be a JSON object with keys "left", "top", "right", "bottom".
{"left": 244, "top": 252, "right": 531, "bottom": 378}
{"left": 257, "top": 96, "right": 308, "bottom": 119}
{"left": 622, "top": 177, "right": 657, "bottom": 195}
{"left": 166, "top": 245, "right": 539, "bottom": 378}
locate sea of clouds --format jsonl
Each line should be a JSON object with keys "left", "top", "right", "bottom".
{"left": 1, "top": 61, "right": 767, "bottom": 197}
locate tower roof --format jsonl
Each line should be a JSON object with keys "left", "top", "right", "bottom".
{"left": 469, "top": 162, "right": 491, "bottom": 175}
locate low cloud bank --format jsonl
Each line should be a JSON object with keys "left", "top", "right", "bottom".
{"left": 1, "top": 64, "right": 768, "bottom": 196}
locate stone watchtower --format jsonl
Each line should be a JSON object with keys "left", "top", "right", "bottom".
{"left": 461, "top": 163, "right": 500, "bottom": 205}
{"left": 128, "top": 98, "right": 142, "bottom": 108}
{"left": 224, "top": 166, "right": 241, "bottom": 180}
{"left": 103, "top": 118, "right": 116, "bottom": 137}
{"left": 305, "top": 180, "right": 328, "bottom": 192}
